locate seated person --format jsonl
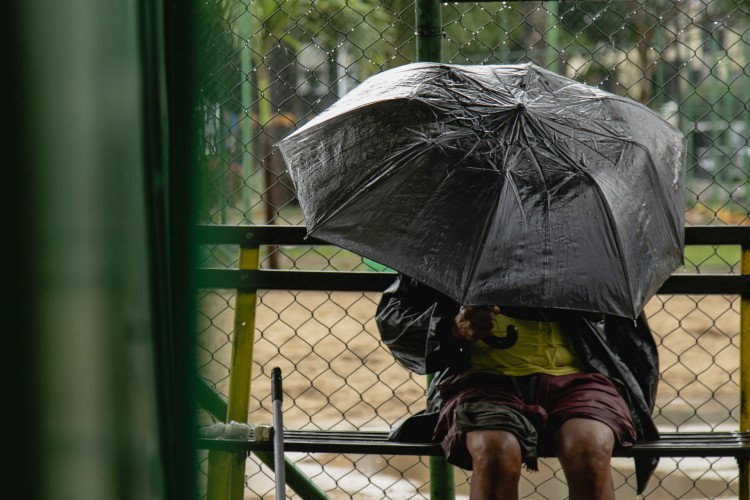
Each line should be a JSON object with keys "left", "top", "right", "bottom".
{"left": 376, "top": 274, "right": 660, "bottom": 500}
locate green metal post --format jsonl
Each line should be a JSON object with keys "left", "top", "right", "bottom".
{"left": 544, "top": 1, "right": 559, "bottom": 73}
{"left": 205, "top": 245, "right": 251, "bottom": 500}
{"left": 206, "top": 246, "right": 260, "bottom": 500}
{"left": 745, "top": 42, "right": 750, "bottom": 203}
{"left": 416, "top": 1, "right": 454, "bottom": 497}
{"left": 159, "top": 0, "right": 201, "bottom": 498}
{"left": 427, "top": 372, "right": 455, "bottom": 500}
{"left": 686, "top": 124, "right": 695, "bottom": 204}
{"left": 416, "top": 0, "right": 442, "bottom": 63}
{"left": 709, "top": 40, "right": 721, "bottom": 204}
{"left": 739, "top": 242, "right": 750, "bottom": 499}
{"left": 490, "top": 3, "right": 510, "bottom": 63}
{"left": 239, "top": 9, "right": 255, "bottom": 224}
{"left": 720, "top": 60, "right": 733, "bottom": 190}
{"left": 653, "top": 29, "right": 664, "bottom": 110}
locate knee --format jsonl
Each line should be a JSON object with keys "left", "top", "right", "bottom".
{"left": 466, "top": 430, "right": 522, "bottom": 476}
{"left": 556, "top": 420, "right": 614, "bottom": 476}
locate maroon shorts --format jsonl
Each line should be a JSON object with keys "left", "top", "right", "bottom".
{"left": 433, "top": 371, "right": 637, "bottom": 471}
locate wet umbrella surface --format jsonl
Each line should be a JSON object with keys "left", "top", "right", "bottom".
{"left": 278, "top": 62, "right": 686, "bottom": 319}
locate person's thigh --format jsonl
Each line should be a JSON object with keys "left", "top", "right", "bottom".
{"left": 543, "top": 372, "right": 636, "bottom": 450}
{"left": 433, "top": 373, "right": 543, "bottom": 471}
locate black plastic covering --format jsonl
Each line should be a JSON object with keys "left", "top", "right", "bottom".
{"left": 278, "top": 63, "right": 687, "bottom": 319}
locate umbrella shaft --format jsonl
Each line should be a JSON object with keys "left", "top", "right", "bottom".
{"left": 273, "top": 399, "right": 285, "bottom": 498}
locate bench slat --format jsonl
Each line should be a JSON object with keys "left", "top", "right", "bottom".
{"left": 197, "top": 430, "right": 750, "bottom": 458}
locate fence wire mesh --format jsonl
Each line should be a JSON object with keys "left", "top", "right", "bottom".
{"left": 196, "top": 0, "right": 750, "bottom": 498}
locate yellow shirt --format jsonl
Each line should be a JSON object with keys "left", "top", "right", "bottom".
{"left": 469, "top": 312, "right": 582, "bottom": 376}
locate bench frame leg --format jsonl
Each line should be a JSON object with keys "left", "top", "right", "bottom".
{"left": 207, "top": 245, "right": 259, "bottom": 500}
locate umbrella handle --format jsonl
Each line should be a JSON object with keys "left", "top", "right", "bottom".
{"left": 482, "top": 325, "right": 519, "bottom": 350}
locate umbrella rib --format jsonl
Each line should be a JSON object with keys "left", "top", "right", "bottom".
{"left": 604, "top": 96, "right": 685, "bottom": 251}
{"left": 503, "top": 170, "right": 527, "bottom": 223}
{"left": 588, "top": 182, "right": 638, "bottom": 317}
{"left": 540, "top": 132, "right": 639, "bottom": 317}
{"left": 538, "top": 108, "right": 626, "bottom": 167}
{"left": 546, "top": 98, "right": 683, "bottom": 254}
{"left": 629, "top": 141, "right": 684, "bottom": 251}
{"left": 306, "top": 144, "right": 427, "bottom": 233}
{"left": 547, "top": 114, "right": 682, "bottom": 262}
{"left": 461, "top": 187, "right": 503, "bottom": 306}
{"left": 525, "top": 144, "right": 554, "bottom": 284}
{"left": 527, "top": 109, "right": 663, "bottom": 316}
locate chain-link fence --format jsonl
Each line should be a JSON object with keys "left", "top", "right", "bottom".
{"left": 196, "top": 0, "right": 750, "bottom": 498}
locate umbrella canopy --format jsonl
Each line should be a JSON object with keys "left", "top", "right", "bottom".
{"left": 278, "top": 62, "right": 686, "bottom": 319}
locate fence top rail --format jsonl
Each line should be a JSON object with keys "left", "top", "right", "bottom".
{"left": 195, "top": 224, "right": 750, "bottom": 247}
{"left": 195, "top": 268, "right": 750, "bottom": 294}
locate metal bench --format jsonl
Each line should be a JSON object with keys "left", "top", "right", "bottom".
{"left": 199, "top": 429, "right": 750, "bottom": 459}
{"left": 195, "top": 224, "right": 750, "bottom": 499}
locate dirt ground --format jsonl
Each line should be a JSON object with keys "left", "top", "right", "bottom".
{"left": 197, "top": 290, "right": 743, "bottom": 498}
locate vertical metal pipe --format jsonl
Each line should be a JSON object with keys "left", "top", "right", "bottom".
{"left": 227, "top": 245, "right": 260, "bottom": 499}
{"left": 740, "top": 241, "right": 750, "bottom": 499}
{"left": 720, "top": 60, "right": 733, "bottom": 189}
{"left": 272, "top": 367, "right": 286, "bottom": 499}
{"left": 686, "top": 124, "right": 695, "bottom": 198}
{"left": 427, "top": 372, "right": 455, "bottom": 500}
{"left": 709, "top": 37, "right": 721, "bottom": 204}
{"left": 240, "top": 10, "right": 255, "bottom": 223}
{"left": 206, "top": 452, "right": 232, "bottom": 500}
{"left": 416, "top": 0, "right": 442, "bottom": 63}
{"left": 745, "top": 43, "right": 750, "bottom": 208}
{"left": 544, "top": 1, "right": 559, "bottom": 73}
{"left": 416, "top": 1, "right": 451, "bottom": 497}
{"left": 207, "top": 244, "right": 260, "bottom": 500}
{"left": 653, "top": 29, "right": 664, "bottom": 110}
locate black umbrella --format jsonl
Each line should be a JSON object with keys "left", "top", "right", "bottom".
{"left": 278, "top": 62, "right": 686, "bottom": 319}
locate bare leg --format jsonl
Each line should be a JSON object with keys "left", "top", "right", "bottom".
{"left": 465, "top": 429, "right": 522, "bottom": 500}
{"left": 554, "top": 418, "right": 616, "bottom": 500}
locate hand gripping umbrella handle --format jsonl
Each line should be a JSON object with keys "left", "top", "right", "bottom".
{"left": 272, "top": 367, "right": 285, "bottom": 498}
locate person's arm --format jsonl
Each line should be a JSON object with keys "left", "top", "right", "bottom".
{"left": 375, "top": 274, "right": 466, "bottom": 374}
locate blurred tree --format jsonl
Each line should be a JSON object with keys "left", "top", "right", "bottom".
{"left": 197, "top": 0, "right": 397, "bottom": 227}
